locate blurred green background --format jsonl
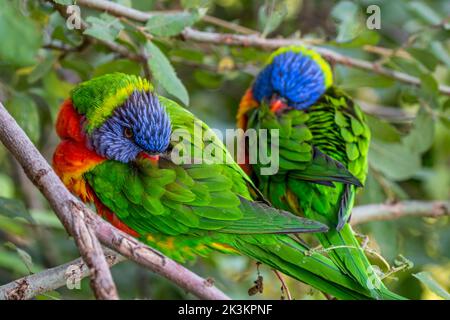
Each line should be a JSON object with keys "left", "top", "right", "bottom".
{"left": 0, "top": 0, "right": 449, "bottom": 300}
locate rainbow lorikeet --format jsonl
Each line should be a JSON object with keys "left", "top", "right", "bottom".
{"left": 237, "top": 47, "right": 404, "bottom": 300}
{"left": 53, "top": 73, "right": 381, "bottom": 299}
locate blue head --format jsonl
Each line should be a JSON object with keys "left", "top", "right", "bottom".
{"left": 252, "top": 46, "right": 332, "bottom": 111}
{"left": 89, "top": 91, "right": 172, "bottom": 163}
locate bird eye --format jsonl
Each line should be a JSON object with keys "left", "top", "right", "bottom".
{"left": 124, "top": 127, "right": 133, "bottom": 139}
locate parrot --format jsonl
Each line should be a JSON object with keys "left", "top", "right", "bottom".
{"left": 53, "top": 72, "right": 383, "bottom": 300}
{"left": 237, "top": 46, "right": 404, "bottom": 300}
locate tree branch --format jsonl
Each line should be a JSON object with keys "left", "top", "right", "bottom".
{"left": 0, "top": 102, "right": 230, "bottom": 300}
{"left": 0, "top": 103, "right": 119, "bottom": 300}
{"left": 74, "top": 0, "right": 450, "bottom": 96}
{"left": 0, "top": 249, "right": 125, "bottom": 300}
{"left": 180, "top": 28, "right": 450, "bottom": 96}
{"left": 351, "top": 200, "right": 450, "bottom": 225}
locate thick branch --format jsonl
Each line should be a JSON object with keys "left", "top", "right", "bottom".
{"left": 75, "top": 0, "right": 450, "bottom": 96}
{"left": 0, "top": 103, "right": 119, "bottom": 300}
{"left": 0, "top": 249, "right": 124, "bottom": 300}
{"left": 351, "top": 201, "right": 450, "bottom": 225}
{"left": 0, "top": 102, "right": 230, "bottom": 300}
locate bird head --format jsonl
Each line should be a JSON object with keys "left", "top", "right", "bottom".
{"left": 88, "top": 90, "right": 172, "bottom": 164}
{"left": 252, "top": 46, "right": 333, "bottom": 112}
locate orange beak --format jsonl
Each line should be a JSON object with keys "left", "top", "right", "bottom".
{"left": 138, "top": 152, "right": 160, "bottom": 163}
{"left": 270, "top": 99, "right": 286, "bottom": 113}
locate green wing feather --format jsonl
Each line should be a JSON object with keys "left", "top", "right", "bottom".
{"left": 248, "top": 102, "right": 363, "bottom": 188}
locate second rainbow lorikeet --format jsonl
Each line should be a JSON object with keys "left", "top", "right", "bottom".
{"left": 237, "top": 46, "right": 405, "bottom": 300}
{"left": 53, "top": 73, "right": 386, "bottom": 299}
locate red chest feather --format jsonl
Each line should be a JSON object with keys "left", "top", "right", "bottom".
{"left": 53, "top": 99, "right": 139, "bottom": 237}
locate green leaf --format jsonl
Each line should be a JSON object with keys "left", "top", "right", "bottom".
{"left": 170, "top": 48, "right": 204, "bottom": 63}
{"left": 388, "top": 57, "right": 425, "bottom": 78}
{"left": 369, "top": 140, "right": 421, "bottom": 181}
{"left": 0, "top": 0, "right": 42, "bottom": 66}
{"left": 145, "top": 42, "right": 189, "bottom": 105}
{"left": 403, "top": 108, "right": 435, "bottom": 154}
{"left": 407, "top": 48, "right": 439, "bottom": 71}
{"left": 0, "top": 174, "right": 14, "bottom": 198}
{"left": 413, "top": 271, "right": 450, "bottom": 300}
{"left": 53, "top": 0, "right": 74, "bottom": 4}
{"left": 0, "top": 197, "right": 33, "bottom": 222}
{"left": 40, "top": 71, "right": 74, "bottom": 120}
{"left": 4, "top": 242, "right": 34, "bottom": 274}
{"left": 337, "top": 69, "right": 394, "bottom": 89}
{"left": 30, "top": 209, "right": 64, "bottom": 229}
{"left": 367, "top": 116, "right": 402, "bottom": 143}
{"left": 35, "top": 291, "right": 62, "bottom": 300}
{"left": 438, "top": 114, "right": 450, "bottom": 130}
{"left": 330, "top": 30, "right": 379, "bottom": 48}
{"left": 194, "top": 70, "right": 223, "bottom": 89}
{"left": 259, "top": 2, "right": 288, "bottom": 37}
{"left": 331, "top": 1, "right": 362, "bottom": 43}
{"left": 28, "top": 54, "right": 56, "bottom": 84}
{"left": 84, "top": 14, "right": 124, "bottom": 42}
{"left": 420, "top": 73, "right": 439, "bottom": 96}
{"left": 5, "top": 93, "right": 40, "bottom": 144}
{"left": 113, "top": 0, "right": 132, "bottom": 7}
{"left": 50, "top": 18, "right": 83, "bottom": 46}
{"left": 408, "top": 1, "right": 442, "bottom": 25}
{"left": 431, "top": 41, "right": 450, "bottom": 69}
{"left": 442, "top": 99, "right": 450, "bottom": 112}
{"left": 145, "top": 11, "right": 202, "bottom": 37}
{"left": 0, "top": 248, "right": 30, "bottom": 274}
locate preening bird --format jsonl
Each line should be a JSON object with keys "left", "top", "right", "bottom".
{"left": 53, "top": 73, "right": 383, "bottom": 299}
{"left": 237, "top": 46, "right": 404, "bottom": 300}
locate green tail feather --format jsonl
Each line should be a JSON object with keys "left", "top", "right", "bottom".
{"left": 233, "top": 234, "right": 380, "bottom": 300}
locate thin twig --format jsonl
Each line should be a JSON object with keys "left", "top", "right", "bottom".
{"left": 10, "top": 158, "right": 60, "bottom": 267}
{"left": 0, "top": 249, "right": 124, "bottom": 300}
{"left": 272, "top": 270, "right": 292, "bottom": 300}
{"left": 203, "top": 15, "right": 258, "bottom": 35}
